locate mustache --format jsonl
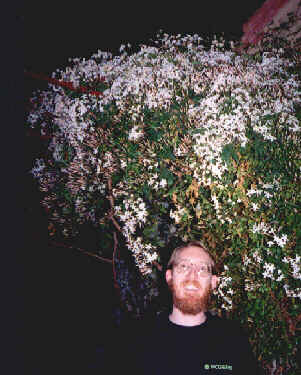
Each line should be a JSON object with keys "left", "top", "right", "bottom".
{"left": 182, "top": 280, "right": 201, "bottom": 289}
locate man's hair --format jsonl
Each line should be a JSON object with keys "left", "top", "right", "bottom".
{"left": 167, "top": 240, "right": 216, "bottom": 273}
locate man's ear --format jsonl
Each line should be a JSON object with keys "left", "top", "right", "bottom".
{"left": 166, "top": 269, "right": 172, "bottom": 284}
{"left": 211, "top": 275, "right": 220, "bottom": 290}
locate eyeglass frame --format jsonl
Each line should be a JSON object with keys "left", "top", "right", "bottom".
{"left": 172, "top": 259, "right": 213, "bottom": 277}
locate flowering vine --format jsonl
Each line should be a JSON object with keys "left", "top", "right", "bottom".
{"left": 27, "top": 29, "right": 301, "bottom": 373}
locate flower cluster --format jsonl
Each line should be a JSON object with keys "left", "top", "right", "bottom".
{"left": 283, "top": 255, "right": 301, "bottom": 281}
{"left": 170, "top": 205, "right": 189, "bottom": 225}
{"left": 115, "top": 196, "right": 158, "bottom": 274}
{"left": 31, "top": 158, "right": 46, "bottom": 179}
{"left": 128, "top": 126, "right": 144, "bottom": 141}
{"left": 214, "top": 266, "right": 233, "bottom": 311}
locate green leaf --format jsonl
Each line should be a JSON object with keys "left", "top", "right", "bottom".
{"left": 160, "top": 168, "right": 174, "bottom": 186}
{"left": 143, "top": 225, "right": 158, "bottom": 237}
{"left": 221, "top": 143, "right": 238, "bottom": 164}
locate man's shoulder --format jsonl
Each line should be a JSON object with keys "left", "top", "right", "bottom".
{"left": 208, "top": 311, "right": 246, "bottom": 328}
{"left": 120, "top": 311, "right": 247, "bottom": 337}
{"left": 207, "top": 312, "right": 254, "bottom": 347}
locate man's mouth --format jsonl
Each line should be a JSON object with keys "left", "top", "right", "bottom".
{"left": 184, "top": 284, "right": 200, "bottom": 291}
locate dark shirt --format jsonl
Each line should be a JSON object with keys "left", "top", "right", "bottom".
{"left": 107, "top": 311, "right": 263, "bottom": 375}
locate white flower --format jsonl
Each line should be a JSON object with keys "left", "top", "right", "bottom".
{"left": 128, "top": 126, "right": 144, "bottom": 141}
{"left": 276, "top": 270, "right": 284, "bottom": 282}
{"left": 252, "top": 222, "right": 270, "bottom": 235}
{"left": 170, "top": 206, "right": 187, "bottom": 224}
{"left": 251, "top": 203, "right": 259, "bottom": 211}
{"left": 31, "top": 158, "right": 46, "bottom": 179}
{"left": 283, "top": 255, "right": 301, "bottom": 280}
{"left": 264, "top": 191, "right": 273, "bottom": 199}
{"left": 136, "top": 211, "right": 147, "bottom": 222}
{"left": 120, "top": 160, "right": 127, "bottom": 169}
{"left": 247, "top": 189, "right": 262, "bottom": 197}
{"left": 174, "top": 146, "right": 186, "bottom": 156}
{"left": 263, "top": 262, "right": 276, "bottom": 279}
{"left": 284, "top": 284, "right": 301, "bottom": 299}
{"left": 262, "top": 183, "right": 273, "bottom": 189}
{"left": 243, "top": 256, "right": 252, "bottom": 267}
{"left": 138, "top": 202, "right": 146, "bottom": 210}
{"left": 273, "top": 234, "right": 288, "bottom": 248}
{"left": 252, "top": 250, "right": 262, "bottom": 263}
{"left": 160, "top": 179, "right": 167, "bottom": 188}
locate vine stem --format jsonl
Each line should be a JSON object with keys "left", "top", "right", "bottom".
{"left": 270, "top": 289, "right": 301, "bottom": 337}
{"left": 112, "top": 231, "right": 119, "bottom": 292}
{"left": 107, "top": 176, "right": 122, "bottom": 293}
{"left": 106, "top": 176, "right": 162, "bottom": 272}
{"left": 49, "top": 241, "right": 112, "bottom": 263}
{"left": 24, "top": 69, "right": 104, "bottom": 97}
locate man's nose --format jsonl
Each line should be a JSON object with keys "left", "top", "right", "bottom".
{"left": 186, "top": 267, "right": 199, "bottom": 278}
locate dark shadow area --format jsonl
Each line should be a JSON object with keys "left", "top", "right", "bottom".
{"left": 24, "top": 155, "right": 116, "bottom": 374}
{"left": 25, "top": 235, "right": 116, "bottom": 374}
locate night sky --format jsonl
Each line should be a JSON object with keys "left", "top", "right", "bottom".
{"left": 24, "top": 1, "right": 267, "bottom": 373}
{"left": 25, "top": 1, "right": 266, "bottom": 94}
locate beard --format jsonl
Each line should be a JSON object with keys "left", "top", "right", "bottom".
{"left": 168, "top": 279, "right": 211, "bottom": 315}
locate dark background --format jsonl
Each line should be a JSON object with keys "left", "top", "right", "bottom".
{"left": 22, "top": 1, "right": 267, "bottom": 373}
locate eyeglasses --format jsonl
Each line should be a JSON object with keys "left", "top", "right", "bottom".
{"left": 174, "top": 260, "right": 212, "bottom": 277}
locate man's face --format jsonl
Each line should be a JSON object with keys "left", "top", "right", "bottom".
{"left": 166, "top": 246, "right": 219, "bottom": 315}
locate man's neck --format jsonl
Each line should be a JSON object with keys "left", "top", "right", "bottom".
{"left": 169, "top": 307, "right": 207, "bottom": 327}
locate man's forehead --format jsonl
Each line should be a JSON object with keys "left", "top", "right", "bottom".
{"left": 177, "top": 246, "right": 212, "bottom": 262}
{"left": 177, "top": 258, "right": 211, "bottom": 265}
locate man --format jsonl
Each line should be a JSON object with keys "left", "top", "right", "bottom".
{"left": 165, "top": 240, "right": 219, "bottom": 327}
{"left": 109, "top": 241, "right": 262, "bottom": 375}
